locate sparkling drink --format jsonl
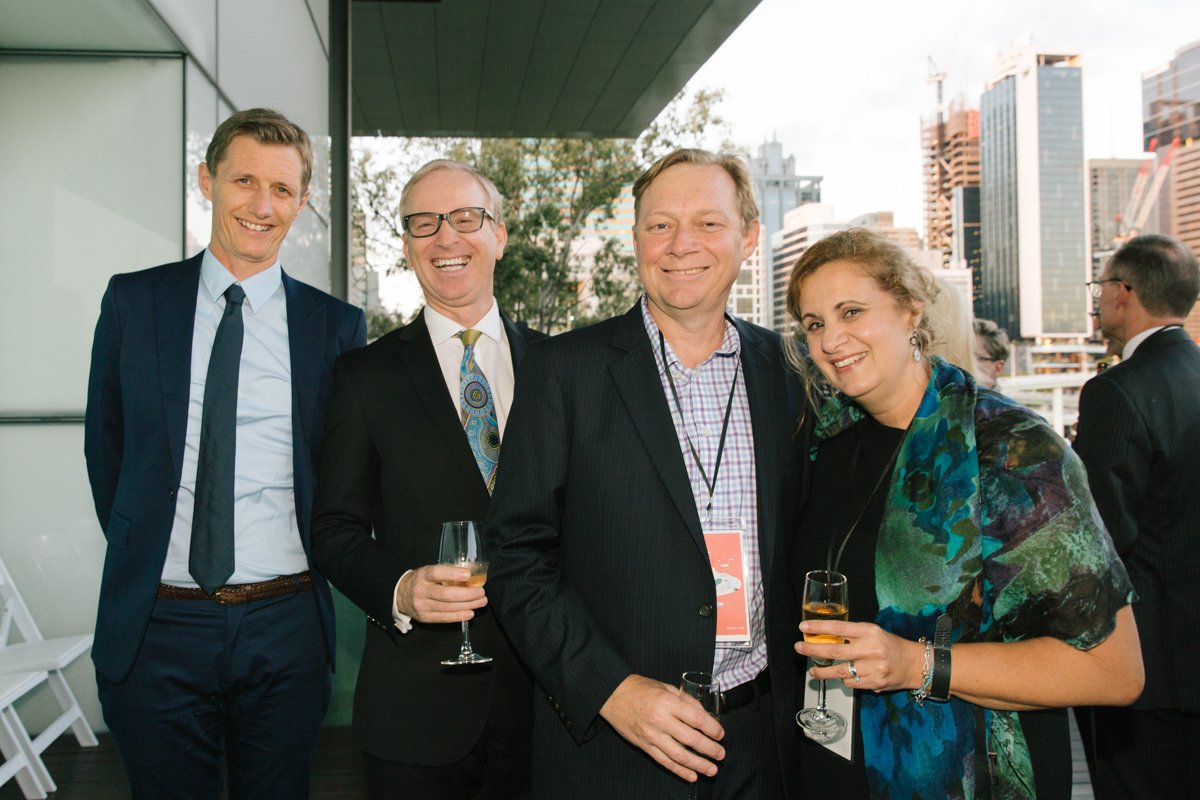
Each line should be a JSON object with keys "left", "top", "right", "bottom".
{"left": 802, "top": 601, "right": 848, "bottom": 645}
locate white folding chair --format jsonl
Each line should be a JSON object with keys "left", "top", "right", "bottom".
{"left": 0, "top": 670, "right": 52, "bottom": 799}
{"left": 0, "top": 556, "right": 98, "bottom": 784}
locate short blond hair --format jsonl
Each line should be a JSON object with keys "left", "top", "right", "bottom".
{"left": 632, "top": 148, "right": 758, "bottom": 229}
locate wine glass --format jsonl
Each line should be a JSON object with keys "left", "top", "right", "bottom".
{"left": 796, "top": 569, "right": 848, "bottom": 741}
{"left": 437, "top": 520, "right": 492, "bottom": 666}
{"left": 680, "top": 671, "right": 722, "bottom": 719}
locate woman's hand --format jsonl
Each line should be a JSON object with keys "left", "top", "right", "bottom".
{"left": 794, "top": 620, "right": 925, "bottom": 693}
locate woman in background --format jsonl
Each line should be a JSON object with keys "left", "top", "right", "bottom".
{"left": 785, "top": 228, "right": 1142, "bottom": 799}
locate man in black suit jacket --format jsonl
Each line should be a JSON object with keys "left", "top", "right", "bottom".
{"left": 1074, "top": 233, "right": 1200, "bottom": 799}
{"left": 312, "top": 160, "right": 535, "bottom": 798}
{"left": 84, "top": 109, "right": 366, "bottom": 798}
{"left": 486, "top": 149, "right": 808, "bottom": 799}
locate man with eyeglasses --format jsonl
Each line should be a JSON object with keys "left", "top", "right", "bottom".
{"left": 1074, "top": 233, "right": 1200, "bottom": 800}
{"left": 312, "top": 160, "right": 537, "bottom": 798}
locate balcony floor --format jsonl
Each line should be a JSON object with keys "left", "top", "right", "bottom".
{"left": 1, "top": 719, "right": 1097, "bottom": 798}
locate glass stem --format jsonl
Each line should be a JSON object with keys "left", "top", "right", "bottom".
{"left": 460, "top": 620, "right": 472, "bottom": 656}
{"left": 816, "top": 678, "right": 829, "bottom": 716}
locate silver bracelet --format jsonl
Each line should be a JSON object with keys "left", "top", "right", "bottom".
{"left": 911, "top": 638, "right": 934, "bottom": 705}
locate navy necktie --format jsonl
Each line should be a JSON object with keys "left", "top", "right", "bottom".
{"left": 190, "top": 284, "right": 245, "bottom": 594}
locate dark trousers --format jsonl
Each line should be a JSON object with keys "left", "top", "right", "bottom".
{"left": 97, "top": 590, "right": 331, "bottom": 800}
{"left": 361, "top": 672, "right": 532, "bottom": 800}
{"left": 1076, "top": 706, "right": 1200, "bottom": 800}
{"left": 689, "top": 688, "right": 784, "bottom": 800}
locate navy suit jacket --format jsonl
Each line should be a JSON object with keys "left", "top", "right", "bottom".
{"left": 84, "top": 252, "right": 366, "bottom": 684}
{"left": 485, "top": 305, "right": 809, "bottom": 798}
{"left": 1074, "top": 326, "right": 1200, "bottom": 712}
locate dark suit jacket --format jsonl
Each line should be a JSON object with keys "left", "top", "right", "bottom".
{"left": 311, "top": 310, "right": 538, "bottom": 765}
{"left": 84, "top": 252, "right": 367, "bottom": 684}
{"left": 485, "top": 305, "right": 809, "bottom": 798}
{"left": 1074, "top": 326, "right": 1200, "bottom": 712}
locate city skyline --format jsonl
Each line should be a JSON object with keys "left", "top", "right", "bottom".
{"left": 687, "top": 0, "right": 1198, "bottom": 235}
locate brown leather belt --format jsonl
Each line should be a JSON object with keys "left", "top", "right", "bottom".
{"left": 156, "top": 572, "right": 312, "bottom": 605}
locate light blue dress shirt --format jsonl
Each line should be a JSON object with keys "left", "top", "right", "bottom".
{"left": 161, "top": 250, "right": 308, "bottom": 586}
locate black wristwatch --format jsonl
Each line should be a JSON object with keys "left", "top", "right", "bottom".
{"left": 928, "top": 613, "right": 953, "bottom": 702}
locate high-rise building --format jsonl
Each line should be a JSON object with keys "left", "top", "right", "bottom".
{"left": 1088, "top": 159, "right": 1144, "bottom": 279}
{"left": 750, "top": 140, "right": 821, "bottom": 328}
{"left": 1143, "top": 40, "right": 1200, "bottom": 151}
{"left": 849, "top": 211, "right": 922, "bottom": 253}
{"left": 950, "top": 186, "right": 982, "bottom": 304}
{"left": 1143, "top": 40, "right": 1200, "bottom": 338}
{"left": 980, "top": 48, "right": 1089, "bottom": 339}
{"left": 730, "top": 240, "right": 768, "bottom": 326}
{"left": 923, "top": 101, "right": 981, "bottom": 266}
{"left": 770, "top": 204, "right": 846, "bottom": 333}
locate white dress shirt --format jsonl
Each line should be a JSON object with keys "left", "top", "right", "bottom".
{"left": 392, "top": 299, "right": 515, "bottom": 631}
{"left": 162, "top": 249, "right": 308, "bottom": 587}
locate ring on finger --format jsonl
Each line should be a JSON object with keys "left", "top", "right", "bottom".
{"left": 847, "top": 660, "right": 861, "bottom": 684}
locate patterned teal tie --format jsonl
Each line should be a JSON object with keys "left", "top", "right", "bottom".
{"left": 457, "top": 329, "right": 500, "bottom": 493}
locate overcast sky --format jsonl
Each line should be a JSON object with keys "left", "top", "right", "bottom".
{"left": 685, "top": 0, "right": 1200, "bottom": 235}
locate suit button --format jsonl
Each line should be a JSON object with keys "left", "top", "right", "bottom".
{"left": 168, "top": 487, "right": 177, "bottom": 499}
{"left": 698, "top": 603, "right": 714, "bottom": 617}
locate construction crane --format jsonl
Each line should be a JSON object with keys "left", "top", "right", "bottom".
{"left": 1117, "top": 136, "right": 1180, "bottom": 241}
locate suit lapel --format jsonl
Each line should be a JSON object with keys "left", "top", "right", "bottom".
{"left": 398, "top": 313, "right": 488, "bottom": 492}
{"left": 735, "top": 319, "right": 778, "bottom": 584}
{"left": 608, "top": 306, "right": 706, "bottom": 553}
{"left": 155, "top": 254, "right": 203, "bottom": 480}
{"left": 284, "top": 272, "right": 325, "bottom": 525}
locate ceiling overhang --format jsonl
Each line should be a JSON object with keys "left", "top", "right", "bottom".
{"left": 352, "top": 0, "right": 760, "bottom": 138}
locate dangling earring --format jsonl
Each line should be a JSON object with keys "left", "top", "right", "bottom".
{"left": 909, "top": 331, "right": 922, "bottom": 363}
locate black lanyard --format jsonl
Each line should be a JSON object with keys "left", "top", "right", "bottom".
{"left": 659, "top": 331, "right": 741, "bottom": 519}
{"left": 826, "top": 423, "right": 906, "bottom": 573}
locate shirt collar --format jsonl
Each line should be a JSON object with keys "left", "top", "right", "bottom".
{"left": 200, "top": 249, "right": 283, "bottom": 313}
{"left": 639, "top": 295, "right": 740, "bottom": 376}
{"left": 424, "top": 299, "right": 503, "bottom": 346}
{"left": 1122, "top": 325, "right": 1169, "bottom": 360}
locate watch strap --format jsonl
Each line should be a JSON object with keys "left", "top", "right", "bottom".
{"left": 929, "top": 613, "right": 952, "bottom": 702}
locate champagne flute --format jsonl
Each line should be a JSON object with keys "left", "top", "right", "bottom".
{"left": 796, "top": 569, "right": 848, "bottom": 741}
{"left": 680, "top": 671, "right": 722, "bottom": 719}
{"left": 437, "top": 520, "right": 492, "bottom": 666}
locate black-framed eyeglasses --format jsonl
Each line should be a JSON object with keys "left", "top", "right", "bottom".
{"left": 402, "top": 207, "right": 495, "bottom": 238}
{"left": 1086, "top": 278, "right": 1129, "bottom": 299}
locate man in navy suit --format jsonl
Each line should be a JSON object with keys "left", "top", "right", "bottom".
{"left": 1074, "top": 234, "right": 1200, "bottom": 799}
{"left": 84, "top": 108, "right": 366, "bottom": 798}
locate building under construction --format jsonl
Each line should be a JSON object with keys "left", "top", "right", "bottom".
{"left": 923, "top": 101, "right": 981, "bottom": 257}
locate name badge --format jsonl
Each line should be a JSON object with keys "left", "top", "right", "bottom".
{"left": 702, "top": 520, "right": 751, "bottom": 647}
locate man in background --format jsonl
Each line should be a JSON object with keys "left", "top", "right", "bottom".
{"left": 972, "top": 318, "right": 1010, "bottom": 389}
{"left": 1074, "top": 233, "right": 1200, "bottom": 799}
{"left": 85, "top": 108, "right": 366, "bottom": 797}
{"left": 312, "top": 160, "right": 535, "bottom": 798}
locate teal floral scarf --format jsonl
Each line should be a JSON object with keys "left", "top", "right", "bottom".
{"left": 812, "top": 358, "right": 1132, "bottom": 799}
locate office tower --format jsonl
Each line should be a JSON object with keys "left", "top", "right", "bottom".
{"left": 848, "top": 211, "right": 922, "bottom": 253}
{"left": 730, "top": 240, "right": 768, "bottom": 325}
{"left": 770, "top": 204, "right": 846, "bottom": 333}
{"left": 1088, "top": 159, "right": 1144, "bottom": 278}
{"left": 750, "top": 140, "right": 821, "bottom": 329}
{"left": 1144, "top": 40, "right": 1200, "bottom": 338}
{"left": 950, "top": 186, "right": 982, "bottom": 305}
{"left": 980, "top": 48, "right": 1089, "bottom": 339}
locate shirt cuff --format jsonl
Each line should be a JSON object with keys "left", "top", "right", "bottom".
{"left": 392, "top": 570, "right": 414, "bottom": 634}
